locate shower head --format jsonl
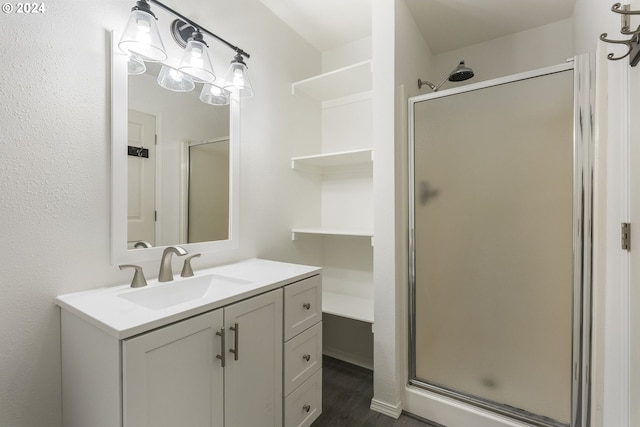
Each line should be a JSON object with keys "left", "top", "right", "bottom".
{"left": 418, "top": 60, "right": 475, "bottom": 91}
{"left": 448, "top": 61, "right": 474, "bottom": 82}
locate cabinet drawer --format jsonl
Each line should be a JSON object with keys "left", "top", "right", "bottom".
{"left": 284, "top": 322, "right": 322, "bottom": 396}
{"left": 284, "top": 369, "right": 322, "bottom": 427}
{"left": 284, "top": 275, "right": 322, "bottom": 341}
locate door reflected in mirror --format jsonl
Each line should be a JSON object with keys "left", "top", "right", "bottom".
{"left": 186, "top": 139, "right": 230, "bottom": 243}
{"left": 127, "top": 109, "right": 157, "bottom": 247}
{"left": 127, "top": 63, "right": 230, "bottom": 249}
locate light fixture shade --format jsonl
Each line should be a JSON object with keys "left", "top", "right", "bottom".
{"left": 200, "top": 83, "right": 231, "bottom": 106}
{"left": 127, "top": 54, "right": 146, "bottom": 75}
{"left": 157, "top": 65, "right": 195, "bottom": 92}
{"left": 118, "top": 4, "right": 167, "bottom": 62}
{"left": 178, "top": 32, "right": 216, "bottom": 83}
{"left": 223, "top": 54, "right": 254, "bottom": 98}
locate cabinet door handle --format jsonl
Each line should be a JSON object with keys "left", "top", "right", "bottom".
{"left": 229, "top": 323, "right": 239, "bottom": 361}
{"left": 302, "top": 302, "right": 311, "bottom": 310}
{"left": 216, "top": 327, "right": 225, "bottom": 367}
{"left": 303, "top": 404, "right": 311, "bottom": 413}
{"left": 302, "top": 354, "right": 311, "bottom": 362}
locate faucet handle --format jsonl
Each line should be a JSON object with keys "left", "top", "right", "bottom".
{"left": 181, "top": 254, "right": 201, "bottom": 277}
{"left": 119, "top": 264, "right": 148, "bottom": 288}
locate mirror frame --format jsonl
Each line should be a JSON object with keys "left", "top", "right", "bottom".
{"left": 110, "top": 31, "right": 240, "bottom": 265}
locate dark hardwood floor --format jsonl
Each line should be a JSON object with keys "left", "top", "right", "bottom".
{"left": 312, "top": 356, "right": 443, "bottom": 427}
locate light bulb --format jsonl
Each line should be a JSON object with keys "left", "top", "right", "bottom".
{"left": 118, "top": 4, "right": 167, "bottom": 62}
{"left": 178, "top": 32, "right": 215, "bottom": 83}
{"left": 233, "top": 68, "right": 243, "bottom": 84}
{"left": 223, "top": 53, "right": 254, "bottom": 98}
{"left": 200, "top": 83, "right": 230, "bottom": 106}
{"left": 136, "top": 18, "right": 150, "bottom": 33}
{"left": 169, "top": 68, "right": 182, "bottom": 80}
{"left": 157, "top": 65, "right": 195, "bottom": 92}
{"left": 127, "top": 54, "right": 146, "bottom": 75}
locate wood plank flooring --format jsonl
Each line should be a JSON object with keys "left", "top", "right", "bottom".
{"left": 312, "top": 356, "right": 443, "bottom": 427}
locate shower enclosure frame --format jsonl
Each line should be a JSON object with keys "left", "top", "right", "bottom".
{"left": 407, "top": 54, "right": 594, "bottom": 427}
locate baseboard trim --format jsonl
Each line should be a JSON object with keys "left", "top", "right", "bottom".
{"left": 370, "top": 398, "right": 402, "bottom": 419}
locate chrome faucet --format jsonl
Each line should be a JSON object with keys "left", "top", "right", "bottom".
{"left": 158, "top": 246, "right": 188, "bottom": 282}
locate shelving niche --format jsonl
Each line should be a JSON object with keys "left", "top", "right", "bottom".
{"left": 291, "top": 61, "right": 374, "bottom": 324}
{"left": 292, "top": 60, "right": 372, "bottom": 102}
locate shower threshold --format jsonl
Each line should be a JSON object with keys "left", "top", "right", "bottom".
{"left": 408, "top": 379, "right": 569, "bottom": 427}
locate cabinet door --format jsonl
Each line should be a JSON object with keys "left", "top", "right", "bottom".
{"left": 224, "top": 289, "right": 283, "bottom": 426}
{"left": 123, "top": 309, "right": 224, "bottom": 427}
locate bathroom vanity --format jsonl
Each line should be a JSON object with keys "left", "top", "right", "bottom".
{"left": 57, "top": 259, "right": 322, "bottom": 427}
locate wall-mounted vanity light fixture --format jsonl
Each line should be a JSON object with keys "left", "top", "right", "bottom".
{"left": 223, "top": 53, "right": 254, "bottom": 98}
{"left": 600, "top": 3, "right": 640, "bottom": 66}
{"left": 118, "top": 0, "right": 253, "bottom": 102}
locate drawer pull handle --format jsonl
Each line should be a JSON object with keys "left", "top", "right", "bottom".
{"left": 303, "top": 404, "right": 311, "bottom": 413}
{"left": 216, "top": 327, "right": 225, "bottom": 367}
{"left": 229, "top": 323, "right": 239, "bottom": 361}
{"left": 303, "top": 354, "right": 311, "bottom": 362}
{"left": 302, "top": 302, "right": 311, "bottom": 310}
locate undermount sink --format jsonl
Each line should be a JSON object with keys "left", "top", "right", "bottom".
{"left": 117, "top": 274, "right": 252, "bottom": 310}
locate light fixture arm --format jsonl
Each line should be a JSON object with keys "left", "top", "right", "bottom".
{"left": 149, "top": 0, "right": 250, "bottom": 59}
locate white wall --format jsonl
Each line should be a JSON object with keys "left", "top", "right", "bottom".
{"left": 430, "top": 18, "right": 574, "bottom": 89}
{"left": 0, "top": 0, "right": 321, "bottom": 425}
{"left": 322, "top": 36, "right": 372, "bottom": 72}
{"left": 573, "top": 0, "right": 609, "bottom": 55}
{"left": 395, "top": 0, "right": 433, "bottom": 100}
{"left": 369, "top": 0, "right": 435, "bottom": 416}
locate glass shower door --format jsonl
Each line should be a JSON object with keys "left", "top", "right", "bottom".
{"left": 410, "top": 69, "right": 575, "bottom": 426}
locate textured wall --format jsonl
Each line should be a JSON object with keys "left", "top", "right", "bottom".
{"left": 0, "top": 1, "right": 320, "bottom": 425}
{"left": 0, "top": 3, "right": 118, "bottom": 425}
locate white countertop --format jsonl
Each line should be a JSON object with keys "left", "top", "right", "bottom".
{"left": 56, "top": 258, "right": 321, "bottom": 339}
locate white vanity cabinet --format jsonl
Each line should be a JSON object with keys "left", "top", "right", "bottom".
{"left": 123, "top": 289, "right": 282, "bottom": 427}
{"left": 57, "top": 259, "right": 321, "bottom": 427}
{"left": 123, "top": 308, "right": 225, "bottom": 427}
{"left": 223, "top": 289, "right": 283, "bottom": 427}
{"left": 282, "top": 275, "right": 323, "bottom": 427}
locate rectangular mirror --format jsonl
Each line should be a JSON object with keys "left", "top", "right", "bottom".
{"left": 111, "top": 29, "right": 240, "bottom": 265}
{"left": 127, "top": 62, "right": 230, "bottom": 247}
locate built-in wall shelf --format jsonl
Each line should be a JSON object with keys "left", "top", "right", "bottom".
{"left": 323, "top": 291, "right": 373, "bottom": 323}
{"left": 291, "top": 227, "right": 374, "bottom": 245}
{"left": 291, "top": 149, "right": 373, "bottom": 173}
{"left": 290, "top": 59, "right": 375, "bottom": 334}
{"left": 291, "top": 60, "right": 372, "bottom": 102}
